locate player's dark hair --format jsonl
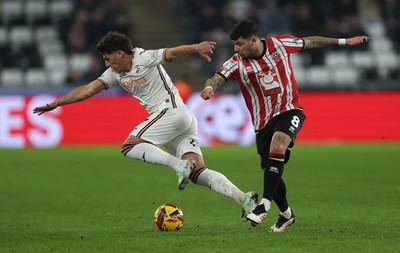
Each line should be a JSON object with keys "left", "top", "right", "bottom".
{"left": 96, "top": 31, "right": 133, "bottom": 54}
{"left": 230, "top": 20, "right": 259, "bottom": 40}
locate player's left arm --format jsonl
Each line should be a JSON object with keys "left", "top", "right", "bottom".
{"left": 165, "top": 41, "right": 216, "bottom": 62}
{"left": 303, "top": 36, "right": 369, "bottom": 50}
{"left": 201, "top": 73, "right": 226, "bottom": 100}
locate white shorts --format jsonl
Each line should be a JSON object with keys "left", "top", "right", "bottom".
{"left": 130, "top": 106, "right": 202, "bottom": 158}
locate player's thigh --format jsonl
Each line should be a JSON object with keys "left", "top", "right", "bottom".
{"left": 165, "top": 113, "right": 205, "bottom": 168}
{"left": 129, "top": 108, "right": 187, "bottom": 146}
{"left": 272, "top": 109, "right": 306, "bottom": 145}
{"left": 166, "top": 134, "right": 205, "bottom": 169}
{"left": 255, "top": 109, "right": 305, "bottom": 168}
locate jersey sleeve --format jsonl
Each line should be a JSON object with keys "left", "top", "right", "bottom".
{"left": 97, "top": 67, "right": 118, "bottom": 89}
{"left": 136, "top": 48, "right": 168, "bottom": 67}
{"left": 217, "top": 55, "right": 239, "bottom": 81}
{"left": 274, "top": 35, "right": 304, "bottom": 54}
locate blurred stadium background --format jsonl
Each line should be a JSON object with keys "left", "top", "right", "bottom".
{"left": 1, "top": 0, "right": 400, "bottom": 148}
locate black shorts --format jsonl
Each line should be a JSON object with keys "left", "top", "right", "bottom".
{"left": 256, "top": 109, "right": 306, "bottom": 169}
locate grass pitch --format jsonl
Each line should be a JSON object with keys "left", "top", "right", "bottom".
{"left": 1, "top": 144, "right": 399, "bottom": 253}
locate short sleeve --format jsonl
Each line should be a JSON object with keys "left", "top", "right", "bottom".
{"left": 136, "top": 48, "right": 167, "bottom": 67}
{"left": 97, "top": 67, "right": 118, "bottom": 89}
{"left": 217, "top": 55, "right": 239, "bottom": 80}
{"left": 274, "top": 35, "right": 304, "bottom": 54}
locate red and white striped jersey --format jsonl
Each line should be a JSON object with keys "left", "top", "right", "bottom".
{"left": 217, "top": 36, "right": 304, "bottom": 131}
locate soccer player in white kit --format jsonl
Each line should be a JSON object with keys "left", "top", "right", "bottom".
{"left": 33, "top": 31, "right": 257, "bottom": 216}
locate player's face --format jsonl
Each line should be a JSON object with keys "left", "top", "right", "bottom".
{"left": 233, "top": 36, "right": 258, "bottom": 58}
{"left": 102, "top": 50, "right": 129, "bottom": 73}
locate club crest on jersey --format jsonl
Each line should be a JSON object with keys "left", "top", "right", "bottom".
{"left": 135, "top": 66, "right": 141, "bottom": 74}
{"left": 272, "top": 52, "right": 281, "bottom": 62}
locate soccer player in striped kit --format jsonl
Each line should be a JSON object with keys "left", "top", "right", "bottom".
{"left": 33, "top": 31, "right": 258, "bottom": 216}
{"left": 201, "top": 20, "right": 369, "bottom": 232}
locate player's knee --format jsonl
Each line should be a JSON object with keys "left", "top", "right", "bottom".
{"left": 121, "top": 143, "right": 135, "bottom": 157}
{"left": 270, "top": 145, "right": 287, "bottom": 155}
{"left": 271, "top": 132, "right": 291, "bottom": 154}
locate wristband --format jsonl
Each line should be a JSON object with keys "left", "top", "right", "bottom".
{"left": 205, "top": 86, "right": 213, "bottom": 91}
{"left": 338, "top": 38, "right": 346, "bottom": 46}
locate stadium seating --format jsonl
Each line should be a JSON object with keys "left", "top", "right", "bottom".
{"left": 0, "top": 0, "right": 398, "bottom": 90}
{"left": 1, "top": 69, "right": 24, "bottom": 87}
{"left": 0, "top": 0, "right": 133, "bottom": 88}
{"left": 173, "top": 0, "right": 400, "bottom": 90}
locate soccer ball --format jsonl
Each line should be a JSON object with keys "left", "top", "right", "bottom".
{"left": 153, "top": 203, "right": 184, "bottom": 231}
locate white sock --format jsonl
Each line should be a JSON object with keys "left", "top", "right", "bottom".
{"left": 280, "top": 207, "right": 292, "bottom": 219}
{"left": 260, "top": 198, "right": 271, "bottom": 212}
{"left": 125, "top": 143, "right": 182, "bottom": 171}
{"left": 195, "top": 168, "right": 246, "bottom": 205}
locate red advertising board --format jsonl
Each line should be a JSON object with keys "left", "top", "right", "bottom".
{"left": 299, "top": 91, "right": 400, "bottom": 142}
{"left": 0, "top": 94, "right": 148, "bottom": 148}
{"left": 0, "top": 91, "right": 399, "bottom": 148}
{"left": 187, "top": 91, "right": 400, "bottom": 145}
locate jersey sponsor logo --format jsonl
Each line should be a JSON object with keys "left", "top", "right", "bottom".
{"left": 256, "top": 70, "right": 281, "bottom": 96}
{"left": 122, "top": 76, "right": 148, "bottom": 89}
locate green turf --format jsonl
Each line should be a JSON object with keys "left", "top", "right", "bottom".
{"left": 1, "top": 144, "right": 399, "bottom": 253}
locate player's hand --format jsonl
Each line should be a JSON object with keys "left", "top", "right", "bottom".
{"left": 194, "top": 41, "right": 216, "bottom": 62}
{"left": 347, "top": 36, "right": 370, "bottom": 46}
{"left": 33, "top": 102, "right": 58, "bottom": 115}
{"left": 201, "top": 86, "right": 214, "bottom": 100}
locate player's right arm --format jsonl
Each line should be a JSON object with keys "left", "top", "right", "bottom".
{"left": 33, "top": 79, "right": 107, "bottom": 115}
{"left": 165, "top": 41, "right": 216, "bottom": 62}
{"left": 303, "top": 36, "right": 369, "bottom": 50}
{"left": 201, "top": 73, "right": 226, "bottom": 100}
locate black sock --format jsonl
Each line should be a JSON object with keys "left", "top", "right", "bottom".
{"left": 263, "top": 153, "right": 285, "bottom": 201}
{"left": 273, "top": 178, "right": 289, "bottom": 212}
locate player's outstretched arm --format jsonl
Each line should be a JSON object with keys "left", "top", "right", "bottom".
{"left": 201, "top": 74, "right": 226, "bottom": 100}
{"left": 33, "top": 80, "right": 106, "bottom": 115}
{"left": 303, "top": 35, "right": 369, "bottom": 50}
{"left": 165, "top": 41, "right": 216, "bottom": 62}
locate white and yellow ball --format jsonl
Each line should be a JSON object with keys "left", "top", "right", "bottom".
{"left": 153, "top": 203, "right": 184, "bottom": 231}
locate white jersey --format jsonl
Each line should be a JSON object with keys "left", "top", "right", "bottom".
{"left": 98, "top": 47, "right": 186, "bottom": 114}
